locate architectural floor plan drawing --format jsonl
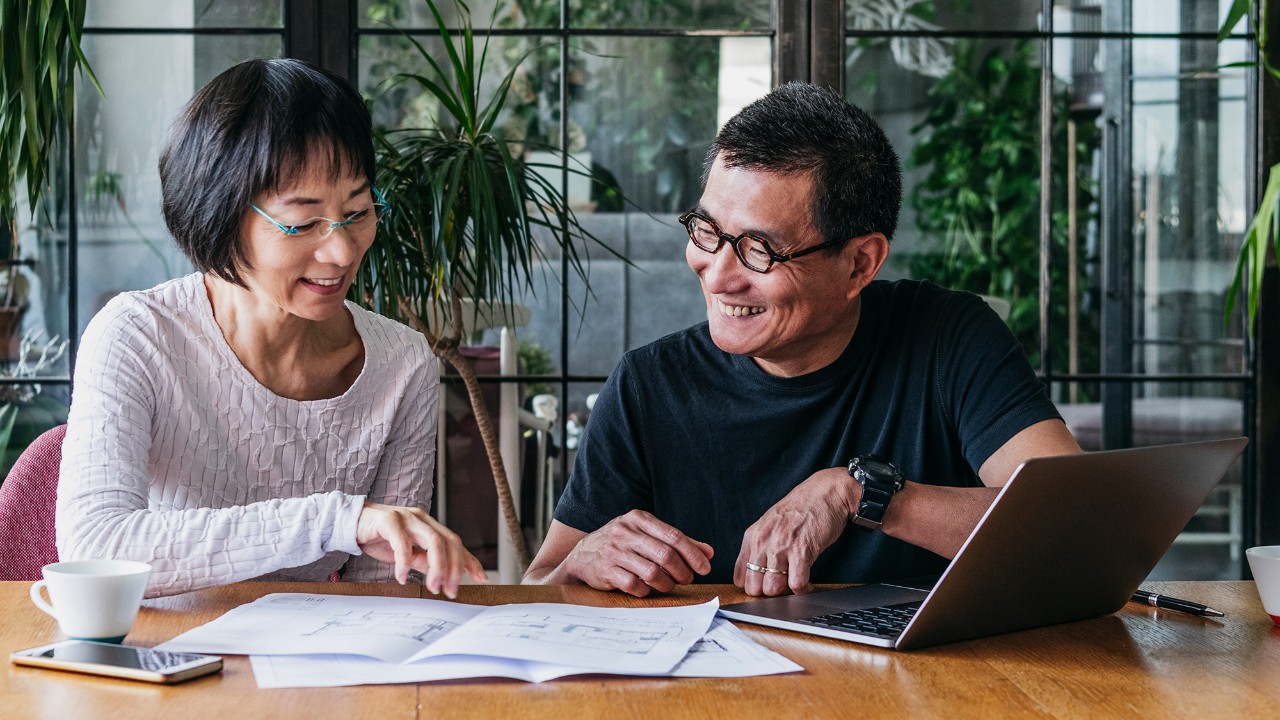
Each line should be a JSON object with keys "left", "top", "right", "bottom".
{"left": 158, "top": 594, "right": 804, "bottom": 687}
{"left": 686, "top": 634, "right": 728, "bottom": 656}
{"left": 158, "top": 593, "right": 720, "bottom": 675}
{"left": 464, "top": 612, "right": 681, "bottom": 654}
{"left": 247, "top": 617, "right": 804, "bottom": 688}
{"left": 421, "top": 601, "right": 718, "bottom": 673}
{"left": 302, "top": 610, "right": 460, "bottom": 644}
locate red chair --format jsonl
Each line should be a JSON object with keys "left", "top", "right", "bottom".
{"left": 0, "top": 424, "right": 66, "bottom": 581}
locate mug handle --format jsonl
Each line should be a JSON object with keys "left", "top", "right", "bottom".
{"left": 29, "top": 581, "right": 57, "bottom": 618}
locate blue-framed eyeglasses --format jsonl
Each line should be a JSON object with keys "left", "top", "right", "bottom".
{"left": 250, "top": 186, "right": 391, "bottom": 240}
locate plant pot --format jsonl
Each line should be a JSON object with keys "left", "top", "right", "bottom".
{"left": 0, "top": 304, "right": 27, "bottom": 360}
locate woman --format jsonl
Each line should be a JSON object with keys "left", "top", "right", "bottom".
{"left": 56, "top": 58, "right": 485, "bottom": 598}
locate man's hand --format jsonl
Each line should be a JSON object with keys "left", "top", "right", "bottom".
{"left": 735, "top": 467, "right": 858, "bottom": 597}
{"left": 550, "top": 510, "right": 714, "bottom": 597}
{"left": 357, "top": 502, "right": 488, "bottom": 598}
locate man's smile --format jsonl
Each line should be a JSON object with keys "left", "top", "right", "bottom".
{"left": 716, "top": 299, "right": 766, "bottom": 317}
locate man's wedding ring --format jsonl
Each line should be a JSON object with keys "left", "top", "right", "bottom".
{"left": 745, "top": 562, "right": 787, "bottom": 575}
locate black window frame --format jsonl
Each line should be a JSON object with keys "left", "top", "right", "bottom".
{"left": 40, "top": 0, "right": 1280, "bottom": 569}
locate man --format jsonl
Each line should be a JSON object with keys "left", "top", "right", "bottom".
{"left": 524, "top": 82, "right": 1081, "bottom": 598}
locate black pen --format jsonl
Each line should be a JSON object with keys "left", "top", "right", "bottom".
{"left": 1132, "top": 590, "right": 1225, "bottom": 617}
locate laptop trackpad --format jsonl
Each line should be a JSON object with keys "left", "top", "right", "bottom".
{"left": 721, "top": 583, "right": 930, "bottom": 623}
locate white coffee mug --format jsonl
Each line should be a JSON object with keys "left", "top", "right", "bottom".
{"left": 1246, "top": 546, "right": 1280, "bottom": 625}
{"left": 30, "top": 560, "right": 152, "bottom": 643}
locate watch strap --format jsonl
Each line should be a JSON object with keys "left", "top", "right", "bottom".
{"left": 847, "top": 455, "right": 906, "bottom": 531}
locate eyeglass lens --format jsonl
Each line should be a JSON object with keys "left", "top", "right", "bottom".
{"left": 285, "top": 205, "right": 387, "bottom": 239}
{"left": 685, "top": 215, "right": 773, "bottom": 272}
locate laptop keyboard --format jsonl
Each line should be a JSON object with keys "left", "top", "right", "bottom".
{"left": 802, "top": 601, "right": 922, "bottom": 638}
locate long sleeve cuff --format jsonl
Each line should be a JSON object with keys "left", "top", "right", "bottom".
{"left": 329, "top": 493, "right": 366, "bottom": 556}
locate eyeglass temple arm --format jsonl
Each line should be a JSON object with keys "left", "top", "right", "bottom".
{"left": 248, "top": 203, "right": 299, "bottom": 235}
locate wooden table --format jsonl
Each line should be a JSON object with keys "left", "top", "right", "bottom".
{"left": 3, "top": 580, "right": 1279, "bottom": 719}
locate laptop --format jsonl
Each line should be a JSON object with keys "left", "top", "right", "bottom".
{"left": 718, "top": 437, "right": 1248, "bottom": 650}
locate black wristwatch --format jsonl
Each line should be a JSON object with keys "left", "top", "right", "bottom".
{"left": 846, "top": 455, "right": 906, "bottom": 531}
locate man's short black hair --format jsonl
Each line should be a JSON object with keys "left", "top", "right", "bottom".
{"left": 159, "top": 58, "right": 375, "bottom": 286}
{"left": 705, "top": 82, "right": 902, "bottom": 248}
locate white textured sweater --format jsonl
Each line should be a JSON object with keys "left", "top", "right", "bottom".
{"left": 57, "top": 274, "right": 439, "bottom": 598}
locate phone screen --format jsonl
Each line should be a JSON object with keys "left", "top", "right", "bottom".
{"left": 33, "top": 642, "right": 210, "bottom": 672}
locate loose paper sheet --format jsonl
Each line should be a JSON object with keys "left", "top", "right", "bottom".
{"left": 248, "top": 618, "right": 803, "bottom": 688}
{"left": 157, "top": 593, "right": 719, "bottom": 675}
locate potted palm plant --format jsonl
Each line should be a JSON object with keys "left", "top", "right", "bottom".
{"left": 353, "top": 0, "right": 623, "bottom": 571}
{"left": 1, "top": 1, "right": 100, "bottom": 352}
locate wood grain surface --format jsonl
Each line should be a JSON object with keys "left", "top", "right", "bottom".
{"left": 3, "top": 580, "right": 1277, "bottom": 719}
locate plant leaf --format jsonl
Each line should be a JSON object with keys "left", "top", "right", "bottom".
{"left": 1225, "top": 162, "right": 1280, "bottom": 333}
{"left": 1218, "top": 0, "right": 1250, "bottom": 41}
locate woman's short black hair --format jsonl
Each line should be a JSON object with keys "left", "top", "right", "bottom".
{"left": 159, "top": 58, "right": 375, "bottom": 286}
{"left": 705, "top": 82, "right": 903, "bottom": 250}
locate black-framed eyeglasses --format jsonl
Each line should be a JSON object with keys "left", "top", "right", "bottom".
{"left": 678, "top": 211, "right": 845, "bottom": 273}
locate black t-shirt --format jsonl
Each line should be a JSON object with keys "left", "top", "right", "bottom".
{"left": 553, "top": 279, "right": 1061, "bottom": 583}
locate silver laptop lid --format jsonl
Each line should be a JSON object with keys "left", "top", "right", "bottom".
{"left": 894, "top": 437, "right": 1247, "bottom": 649}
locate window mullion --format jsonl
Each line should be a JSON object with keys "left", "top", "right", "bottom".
{"left": 810, "top": 0, "right": 844, "bottom": 90}
{"left": 775, "top": 0, "right": 809, "bottom": 83}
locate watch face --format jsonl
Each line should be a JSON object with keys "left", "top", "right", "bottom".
{"left": 859, "top": 458, "right": 896, "bottom": 476}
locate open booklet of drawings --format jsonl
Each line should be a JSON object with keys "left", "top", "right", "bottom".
{"left": 156, "top": 593, "right": 801, "bottom": 684}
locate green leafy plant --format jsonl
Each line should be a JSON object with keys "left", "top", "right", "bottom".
{"left": 908, "top": 39, "right": 1100, "bottom": 372}
{"left": 1220, "top": 0, "right": 1279, "bottom": 334}
{"left": 517, "top": 340, "right": 554, "bottom": 398}
{"left": 353, "top": 0, "right": 624, "bottom": 569}
{"left": 491, "top": 0, "right": 748, "bottom": 212}
{"left": 1, "top": 0, "right": 101, "bottom": 299}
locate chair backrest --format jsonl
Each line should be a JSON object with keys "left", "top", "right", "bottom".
{"left": 0, "top": 424, "right": 66, "bottom": 580}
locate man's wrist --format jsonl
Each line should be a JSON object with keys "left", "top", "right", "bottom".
{"left": 878, "top": 480, "right": 913, "bottom": 536}
{"left": 820, "top": 466, "right": 863, "bottom": 522}
{"left": 525, "top": 560, "right": 580, "bottom": 586}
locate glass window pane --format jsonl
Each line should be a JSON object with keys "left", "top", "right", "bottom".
{"left": 521, "top": 224, "right": 622, "bottom": 378}
{"left": 76, "top": 34, "right": 284, "bottom": 337}
{"left": 360, "top": 20, "right": 771, "bottom": 375}
{"left": 1047, "top": 38, "right": 1248, "bottom": 383}
{"left": 848, "top": 37, "right": 1047, "bottom": 365}
{"left": 573, "top": 36, "right": 771, "bottom": 214}
{"left": 363, "top": 1, "right": 774, "bottom": 32}
{"left": 358, "top": 0, "right": 546, "bottom": 30}
{"left": 848, "top": 0, "right": 1042, "bottom": 33}
{"left": 86, "top": 0, "right": 282, "bottom": 28}
{"left": 361, "top": 34, "right": 557, "bottom": 146}
{"left": 570, "top": 0, "right": 771, "bottom": 30}
{"left": 0, "top": 388, "right": 70, "bottom": 480}
{"left": 512, "top": 212, "right": 706, "bottom": 378}
{"left": 1128, "top": 0, "right": 1240, "bottom": 37}
{"left": 10, "top": 141, "right": 71, "bottom": 379}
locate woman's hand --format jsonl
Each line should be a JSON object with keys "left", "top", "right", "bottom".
{"left": 356, "top": 502, "right": 488, "bottom": 598}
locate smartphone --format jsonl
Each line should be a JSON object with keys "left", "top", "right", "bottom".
{"left": 10, "top": 640, "right": 223, "bottom": 684}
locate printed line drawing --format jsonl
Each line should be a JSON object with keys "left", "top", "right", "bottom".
{"left": 686, "top": 637, "right": 728, "bottom": 655}
{"left": 303, "top": 611, "right": 460, "bottom": 644}
{"left": 466, "top": 613, "right": 684, "bottom": 654}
